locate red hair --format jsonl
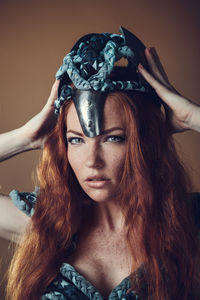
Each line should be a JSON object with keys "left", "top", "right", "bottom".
{"left": 7, "top": 92, "right": 200, "bottom": 299}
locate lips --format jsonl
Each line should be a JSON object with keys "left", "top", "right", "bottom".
{"left": 86, "top": 175, "right": 110, "bottom": 181}
{"left": 88, "top": 178, "right": 106, "bottom": 181}
{"left": 85, "top": 176, "right": 110, "bottom": 188}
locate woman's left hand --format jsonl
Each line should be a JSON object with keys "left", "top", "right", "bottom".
{"left": 137, "top": 47, "right": 200, "bottom": 133}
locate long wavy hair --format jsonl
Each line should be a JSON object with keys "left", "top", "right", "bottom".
{"left": 7, "top": 90, "right": 200, "bottom": 299}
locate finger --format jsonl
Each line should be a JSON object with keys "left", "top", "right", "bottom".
{"left": 138, "top": 63, "right": 174, "bottom": 104}
{"left": 138, "top": 63, "right": 168, "bottom": 93}
{"left": 138, "top": 64, "right": 191, "bottom": 110}
{"left": 144, "top": 48, "right": 170, "bottom": 87}
{"left": 150, "top": 48, "right": 170, "bottom": 83}
{"left": 46, "top": 79, "right": 60, "bottom": 107}
{"left": 145, "top": 48, "right": 169, "bottom": 85}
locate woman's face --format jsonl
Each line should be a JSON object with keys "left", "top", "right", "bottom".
{"left": 66, "top": 96, "right": 127, "bottom": 203}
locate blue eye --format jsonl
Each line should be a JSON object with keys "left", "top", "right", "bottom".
{"left": 67, "top": 137, "right": 84, "bottom": 144}
{"left": 106, "top": 135, "right": 125, "bottom": 143}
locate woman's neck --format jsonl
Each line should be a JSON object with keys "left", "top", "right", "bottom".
{"left": 89, "top": 200, "right": 126, "bottom": 233}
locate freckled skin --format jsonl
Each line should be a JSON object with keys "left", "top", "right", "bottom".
{"left": 66, "top": 97, "right": 126, "bottom": 203}
{"left": 66, "top": 97, "right": 135, "bottom": 297}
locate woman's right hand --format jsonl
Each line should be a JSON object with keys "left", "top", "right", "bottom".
{"left": 0, "top": 80, "right": 60, "bottom": 162}
{"left": 21, "top": 79, "right": 60, "bottom": 150}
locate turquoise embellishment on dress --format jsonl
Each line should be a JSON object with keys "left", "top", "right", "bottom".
{"left": 9, "top": 187, "right": 38, "bottom": 217}
{"left": 42, "top": 263, "right": 142, "bottom": 300}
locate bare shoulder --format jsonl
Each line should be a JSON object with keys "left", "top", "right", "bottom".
{"left": 0, "top": 193, "right": 29, "bottom": 242}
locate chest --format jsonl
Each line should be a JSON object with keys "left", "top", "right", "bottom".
{"left": 66, "top": 230, "right": 133, "bottom": 297}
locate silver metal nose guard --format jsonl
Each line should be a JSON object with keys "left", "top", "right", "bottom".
{"left": 72, "top": 89, "right": 108, "bottom": 138}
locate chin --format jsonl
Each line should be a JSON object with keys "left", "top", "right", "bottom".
{"left": 83, "top": 188, "right": 118, "bottom": 203}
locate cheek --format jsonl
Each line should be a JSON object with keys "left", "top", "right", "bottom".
{"left": 67, "top": 146, "right": 91, "bottom": 183}
{"left": 67, "top": 149, "right": 82, "bottom": 178}
{"left": 107, "top": 148, "right": 126, "bottom": 176}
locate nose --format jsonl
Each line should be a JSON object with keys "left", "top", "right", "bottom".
{"left": 85, "top": 141, "right": 104, "bottom": 169}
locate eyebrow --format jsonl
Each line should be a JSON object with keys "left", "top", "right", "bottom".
{"left": 66, "top": 127, "right": 125, "bottom": 136}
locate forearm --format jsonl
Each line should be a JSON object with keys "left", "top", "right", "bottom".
{"left": 0, "top": 193, "right": 30, "bottom": 242}
{"left": 0, "top": 127, "right": 32, "bottom": 162}
{"left": 189, "top": 104, "right": 200, "bottom": 133}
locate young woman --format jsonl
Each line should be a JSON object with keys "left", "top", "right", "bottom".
{"left": 1, "top": 27, "right": 200, "bottom": 300}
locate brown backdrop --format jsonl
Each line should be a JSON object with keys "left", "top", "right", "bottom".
{"left": 0, "top": 0, "right": 200, "bottom": 299}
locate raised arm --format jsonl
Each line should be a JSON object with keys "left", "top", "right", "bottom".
{"left": 0, "top": 80, "right": 60, "bottom": 242}
{"left": 138, "top": 47, "right": 200, "bottom": 134}
{"left": 0, "top": 79, "right": 60, "bottom": 162}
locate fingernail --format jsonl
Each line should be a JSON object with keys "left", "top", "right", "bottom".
{"left": 138, "top": 63, "right": 144, "bottom": 69}
{"left": 146, "top": 47, "right": 153, "bottom": 52}
{"left": 151, "top": 47, "right": 156, "bottom": 54}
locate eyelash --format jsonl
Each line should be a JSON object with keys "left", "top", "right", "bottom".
{"left": 106, "top": 135, "right": 125, "bottom": 143}
{"left": 67, "top": 135, "right": 125, "bottom": 145}
{"left": 67, "top": 137, "right": 83, "bottom": 144}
